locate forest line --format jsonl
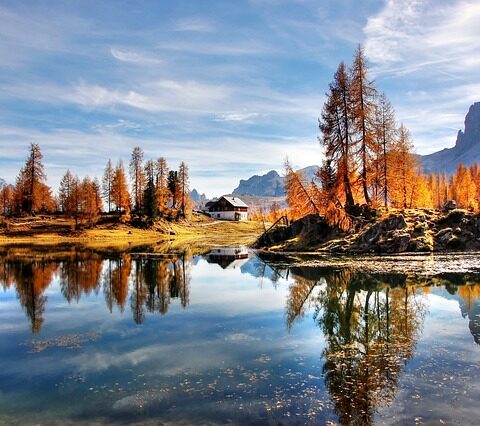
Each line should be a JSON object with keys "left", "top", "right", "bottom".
{"left": 0, "top": 144, "right": 193, "bottom": 225}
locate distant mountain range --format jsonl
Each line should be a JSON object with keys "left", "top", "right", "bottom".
{"left": 421, "top": 102, "right": 480, "bottom": 174}
{"left": 190, "top": 188, "right": 206, "bottom": 202}
{"left": 211, "top": 102, "right": 480, "bottom": 202}
{"left": 232, "top": 165, "right": 318, "bottom": 197}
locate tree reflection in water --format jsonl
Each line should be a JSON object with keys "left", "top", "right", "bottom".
{"left": 286, "top": 267, "right": 428, "bottom": 425}
{"left": 0, "top": 248, "right": 191, "bottom": 332}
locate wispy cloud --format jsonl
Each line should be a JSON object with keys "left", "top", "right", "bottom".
{"left": 365, "top": 0, "right": 480, "bottom": 76}
{"left": 214, "top": 112, "right": 260, "bottom": 122}
{"left": 110, "top": 48, "right": 163, "bottom": 65}
{"left": 173, "top": 16, "right": 216, "bottom": 32}
{"left": 67, "top": 79, "right": 232, "bottom": 114}
{"left": 156, "top": 39, "right": 273, "bottom": 56}
{"left": 363, "top": 0, "right": 480, "bottom": 155}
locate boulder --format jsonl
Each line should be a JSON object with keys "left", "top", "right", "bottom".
{"left": 446, "top": 236, "right": 466, "bottom": 250}
{"left": 409, "top": 236, "right": 433, "bottom": 252}
{"left": 360, "top": 214, "right": 407, "bottom": 245}
{"left": 443, "top": 200, "right": 457, "bottom": 211}
{"left": 435, "top": 228, "right": 453, "bottom": 244}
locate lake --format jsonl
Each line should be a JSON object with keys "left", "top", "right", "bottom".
{"left": 0, "top": 246, "right": 479, "bottom": 425}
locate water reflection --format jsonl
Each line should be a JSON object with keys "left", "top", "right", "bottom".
{"left": 0, "top": 248, "right": 191, "bottom": 331}
{"left": 286, "top": 267, "right": 428, "bottom": 425}
{"left": 1, "top": 248, "right": 480, "bottom": 424}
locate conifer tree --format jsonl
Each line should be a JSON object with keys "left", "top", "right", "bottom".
{"left": 155, "top": 157, "right": 169, "bottom": 215}
{"left": 15, "top": 143, "right": 52, "bottom": 213}
{"left": 168, "top": 170, "right": 180, "bottom": 209}
{"left": 143, "top": 160, "right": 158, "bottom": 219}
{"left": 58, "top": 169, "right": 77, "bottom": 214}
{"left": 284, "top": 159, "right": 319, "bottom": 219}
{"left": 319, "top": 62, "right": 355, "bottom": 210}
{"left": 350, "top": 45, "right": 377, "bottom": 205}
{"left": 112, "top": 161, "right": 130, "bottom": 213}
{"left": 102, "top": 159, "right": 114, "bottom": 213}
{"left": 178, "top": 162, "right": 191, "bottom": 217}
{"left": 389, "top": 124, "right": 417, "bottom": 208}
{"left": 374, "top": 93, "right": 397, "bottom": 207}
{"left": 129, "top": 147, "right": 145, "bottom": 213}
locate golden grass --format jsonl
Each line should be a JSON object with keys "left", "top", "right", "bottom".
{"left": 0, "top": 213, "right": 264, "bottom": 250}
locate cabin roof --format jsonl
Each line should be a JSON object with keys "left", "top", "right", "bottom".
{"left": 221, "top": 196, "right": 248, "bottom": 208}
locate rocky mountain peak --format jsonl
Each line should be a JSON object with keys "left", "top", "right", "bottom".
{"left": 455, "top": 102, "right": 480, "bottom": 154}
{"left": 421, "top": 102, "right": 480, "bottom": 175}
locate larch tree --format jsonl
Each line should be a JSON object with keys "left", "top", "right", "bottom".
{"left": 92, "top": 178, "right": 103, "bottom": 213}
{"left": 129, "top": 146, "right": 145, "bottom": 213}
{"left": 58, "top": 169, "right": 77, "bottom": 215}
{"left": 374, "top": 92, "right": 397, "bottom": 207}
{"left": 319, "top": 62, "right": 356, "bottom": 210}
{"left": 16, "top": 143, "right": 51, "bottom": 213}
{"left": 350, "top": 45, "right": 377, "bottom": 205}
{"left": 450, "top": 164, "right": 477, "bottom": 210}
{"left": 0, "top": 184, "right": 15, "bottom": 215}
{"left": 389, "top": 124, "right": 418, "bottom": 209}
{"left": 102, "top": 159, "right": 114, "bottom": 213}
{"left": 81, "top": 177, "right": 102, "bottom": 224}
{"left": 155, "top": 157, "right": 169, "bottom": 215}
{"left": 112, "top": 161, "right": 130, "bottom": 214}
{"left": 284, "top": 158, "right": 319, "bottom": 220}
{"left": 178, "top": 162, "right": 191, "bottom": 217}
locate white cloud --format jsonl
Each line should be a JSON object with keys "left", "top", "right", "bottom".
{"left": 110, "top": 48, "right": 163, "bottom": 65}
{"left": 156, "top": 39, "right": 273, "bottom": 56}
{"left": 214, "top": 112, "right": 260, "bottom": 122}
{"left": 365, "top": 0, "right": 480, "bottom": 76}
{"left": 66, "top": 79, "right": 232, "bottom": 114}
{"left": 363, "top": 0, "right": 480, "bottom": 155}
{"left": 173, "top": 16, "right": 216, "bottom": 32}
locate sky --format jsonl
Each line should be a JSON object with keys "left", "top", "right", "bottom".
{"left": 0, "top": 0, "right": 479, "bottom": 198}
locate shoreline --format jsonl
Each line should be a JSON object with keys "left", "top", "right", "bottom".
{"left": 0, "top": 214, "right": 264, "bottom": 250}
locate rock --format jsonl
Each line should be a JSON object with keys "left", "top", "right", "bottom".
{"left": 421, "top": 102, "right": 480, "bottom": 175}
{"left": 443, "top": 200, "right": 457, "bottom": 211}
{"left": 414, "top": 222, "right": 427, "bottom": 234}
{"left": 360, "top": 214, "right": 407, "bottom": 245}
{"left": 436, "top": 228, "right": 453, "bottom": 243}
{"left": 255, "top": 214, "right": 336, "bottom": 249}
{"left": 378, "top": 231, "right": 411, "bottom": 253}
{"left": 438, "top": 209, "right": 467, "bottom": 229}
{"left": 409, "top": 236, "right": 433, "bottom": 252}
{"left": 327, "top": 240, "right": 349, "bottom": 253}
{"left": 446, "top": 236, "right": 466, "bottom": 250}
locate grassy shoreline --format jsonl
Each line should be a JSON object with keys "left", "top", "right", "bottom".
{"left": 0, "top": 213, "right": 265, "bottom": 250}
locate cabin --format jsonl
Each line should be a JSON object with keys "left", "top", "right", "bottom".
{"left": 206, "top": 246, "right": 249, "bottom": 269}
{"left": 208, "top": 196, "right": 248, "bottom": 221}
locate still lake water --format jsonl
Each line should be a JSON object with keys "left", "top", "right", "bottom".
{"left": 0, "top": 246, "right": 479, "bottom": 425}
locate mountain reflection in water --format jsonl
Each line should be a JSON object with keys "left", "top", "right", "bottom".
{"left": 0, "top": 246, "right": 479, "bottom": 424}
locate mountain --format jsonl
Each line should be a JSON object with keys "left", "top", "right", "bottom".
{"left": 421, "top": 102, "right": 480, "bottom": 174}
{"left": 190, "top": 188, "right": 206, "bottom": 202}
{"left": 233, "top": 170, "right": 284, "bottom": 197}
{"left": 232, "top": 165, "right": 319, "bottom": 197}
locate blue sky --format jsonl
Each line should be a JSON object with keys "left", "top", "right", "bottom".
{"left": 0, "top": 0, "right": 479, "bottom": 197}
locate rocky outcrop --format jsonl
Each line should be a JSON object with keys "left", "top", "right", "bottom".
{"left": 254, "top": 214, "right": 339, "bottom": 250}
{"left": 256, "top": 208, "right": 480, "bottom": 254}
{"left": 422, "top": 102, "right": 480, "bottom": 174}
